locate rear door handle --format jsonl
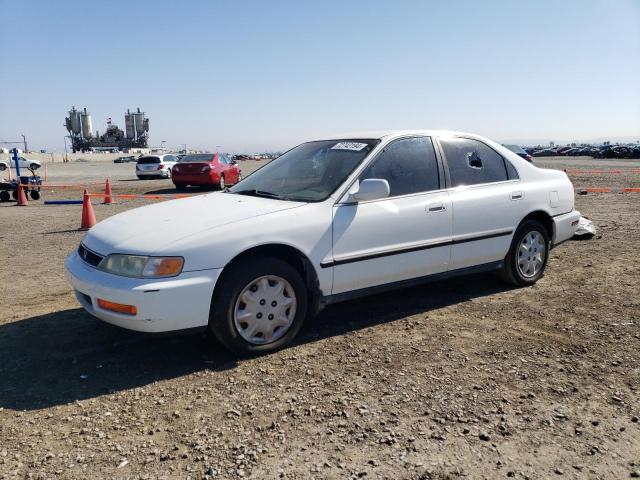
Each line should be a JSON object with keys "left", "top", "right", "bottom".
{"left": 427, "top": 202, "right": 445, "bottom": 212}
{"left": 510, "top": 191, "right": 523, "bottom": 200}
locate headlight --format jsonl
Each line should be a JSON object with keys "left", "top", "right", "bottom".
{"left": 99, "top": 254, "right": 184, "bottom": 278}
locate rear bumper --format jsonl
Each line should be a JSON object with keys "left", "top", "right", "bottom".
{"left": 172, "top": 173, "right": 219, "bottom": 185}
{"left": 552, "top": 210, "right": 581, "bottom": 246}
{"left": 137, "top": 168, "right": 170, "bottom": 178}
{"left": 65, "top": 250, "right": 221, "bottom": 332}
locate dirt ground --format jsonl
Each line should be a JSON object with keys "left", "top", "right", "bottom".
{"left": 0, "top": 157, "right": 639, "bottom": 479}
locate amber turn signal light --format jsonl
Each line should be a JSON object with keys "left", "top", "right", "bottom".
{"left": 97, "top": 298, "right": 138, "bottom": 316}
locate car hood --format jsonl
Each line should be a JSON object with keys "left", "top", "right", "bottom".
{"left": 82, "top": 192, "right": 305, "bottom": 256}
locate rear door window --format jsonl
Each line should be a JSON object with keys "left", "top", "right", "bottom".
{"left": 439, "top": 138, "right": 509, "bottom": 187}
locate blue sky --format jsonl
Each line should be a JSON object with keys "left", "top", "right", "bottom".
{"left": 1, "top": 0, "right": 639, "bottom": 152}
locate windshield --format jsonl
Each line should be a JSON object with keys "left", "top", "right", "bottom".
{"left": 229, "top": 139, "right": 379, "bottom": 202}
{"left": 137, "top": 156, "right": 160, "bottom": 164}
{"left": 179, "top": 153, "right": 214, "bottom": 163}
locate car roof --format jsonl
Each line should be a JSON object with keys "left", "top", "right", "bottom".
{"left": 315, "top": 129, "right": 483, "bottom": 141}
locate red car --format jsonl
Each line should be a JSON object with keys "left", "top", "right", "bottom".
{"left": 172, "top": 153, "right": 242, "bottom": 191}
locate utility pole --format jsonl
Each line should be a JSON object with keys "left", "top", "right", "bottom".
{"left": 21, "top": 134, "right": 27, "bottom": 153}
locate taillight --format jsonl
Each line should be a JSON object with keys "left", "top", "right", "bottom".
{"left": 158, "top": 163, "right": 165, "bottom": 169}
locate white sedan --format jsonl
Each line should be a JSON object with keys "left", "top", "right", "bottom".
{"left": 66, "top": 130, "right": 580, "bottom": 355}
{"left": 0, "top": 156, "right": 41, "bottom": 171}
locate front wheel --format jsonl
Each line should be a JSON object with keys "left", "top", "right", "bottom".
{"left": 209, "top": 257, "right": 308, "bottom": 356}
{"left": 499, "top": 220, "right": 549, "bottom": 287}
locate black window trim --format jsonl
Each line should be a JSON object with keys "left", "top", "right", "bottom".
{"left": 336, "top": 134, "right": 445, "bottom": 205}
{"left": 435, "top": 135, "right": 520, "bottom": 190}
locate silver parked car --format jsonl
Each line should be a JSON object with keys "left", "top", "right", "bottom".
{"left": 136, "top": 154, "right": 178, "bottom": 180}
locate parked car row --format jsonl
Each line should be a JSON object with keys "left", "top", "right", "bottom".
{"left": 526, "top": 144, "right": 640, "bottom": 159}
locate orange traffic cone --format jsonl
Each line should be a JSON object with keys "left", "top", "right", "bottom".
{"left": 16, "top": 184, "right": 28, "bottom": 206}
{"left": 103, "top": 178, "right": 113, "bottom": 204}
{"left": 80, "top": 189, "right": 96, "bottom": 230}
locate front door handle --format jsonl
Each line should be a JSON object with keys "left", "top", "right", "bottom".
{"left": 510, "top": 191, "right": 523, "bottom": 200}
{"left": 427, "top": 202, "right": 445, "bottom": 212}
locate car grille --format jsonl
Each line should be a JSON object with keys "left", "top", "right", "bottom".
{"left": 78, "top": 243, "right": 104, "bottom": 267}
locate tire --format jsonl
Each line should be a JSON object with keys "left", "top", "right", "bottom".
{"left": 499, "top": 220, "right": 550, "bottom": 287}
{"left": 137, "top": 175, "right": 146, "bottom": 180}
{"left": 30, "top": 190, "right": 40, "bottom": 200}
{"left": 12, "top": 190, "right": 18, "bottom": 200}
{"left": 174, "top": 183, "right": 186, "bottom": 192}
{"left": 218, "top": 174, "right": 225, "bottom": 190}
{"left": 30, "top": 164, "right": 39, "bottom": 170}
{"left": 0, "top": 191, "right": 9, "bottom": 202}
{"left": 209, "top": 257, "right": 308, "bottom": 356}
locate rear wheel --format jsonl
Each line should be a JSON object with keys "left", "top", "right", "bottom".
{"left": 499, "top": 220, "right": 549, "bottom": 287}
{"left": 209, "top": 257, "right": 308, "bottom": 356}
{"left": 0, "top": 191, "right": 9, "bottom": 202}
{"left": 30, "top": 190, "right": 40, "bottom": 200}
{"left": 174, "top": 183, "right": 186, "bottom": 192}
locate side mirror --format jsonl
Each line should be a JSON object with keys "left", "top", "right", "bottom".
{"left": 348, "top": 178, "right": 390, "bottom": 202}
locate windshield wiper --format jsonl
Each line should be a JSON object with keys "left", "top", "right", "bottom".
{"left": 232, "top": 189, "right": 286, "bottom": 200}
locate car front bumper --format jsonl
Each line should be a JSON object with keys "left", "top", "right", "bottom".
{"left": 65, "top": 250, "right": 221, "bottom": 332}
{"left": 552, "top": 210, "right": 581, "bottom": 246}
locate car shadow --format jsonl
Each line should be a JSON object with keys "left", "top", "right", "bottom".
{"left": 0, "top": 272, "right": 512, "bottom": 411}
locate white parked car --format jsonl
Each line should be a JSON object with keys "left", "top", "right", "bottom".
{"left": 0, "top": 156, "right": 41, "bottom": 171}
{"left": 66, "top": 130, "right": 580, "bottom": 355}
{"left": 135, "top": 154, "right": 178, "bottom": 179}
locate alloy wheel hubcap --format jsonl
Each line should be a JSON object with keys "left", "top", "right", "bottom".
{"left": 234, "top": 275, "right": 297, "bottom": 344}
{"left": 517, "top": 230, "right": 546, "bottom": 278}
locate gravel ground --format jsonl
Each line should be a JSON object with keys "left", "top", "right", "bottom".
{"left": 0, "top": 157, "right": 639, "bottom": 479}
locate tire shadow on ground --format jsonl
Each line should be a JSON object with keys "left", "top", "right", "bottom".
{"left": 0, "top": 272, "right": 511, "bottom": 411}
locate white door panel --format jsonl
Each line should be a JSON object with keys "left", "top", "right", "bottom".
{"left": 330, "top": 192, "right": 452, "bottom": 294}
{"left": 449, "top": 182, "right": 526, "bottom": 269}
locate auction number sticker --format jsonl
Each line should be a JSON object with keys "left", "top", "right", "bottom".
{"left": 331, "top": 142, "right": 368, "bottom": 151}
